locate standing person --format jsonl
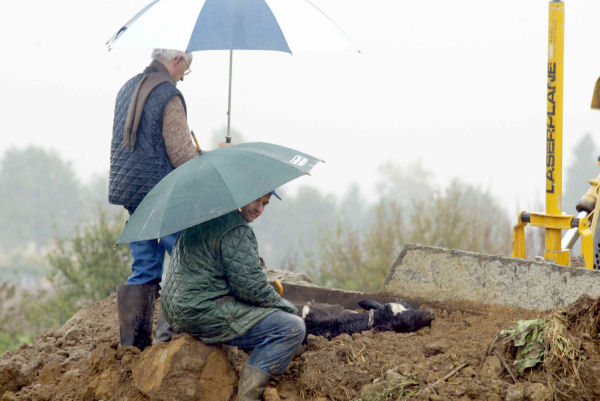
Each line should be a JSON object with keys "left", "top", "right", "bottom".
{"left": 161, "top": 192, "right": 305, "bottom": 401}
{"left": 109, "top": 48, "right": 200, "bottom": 350}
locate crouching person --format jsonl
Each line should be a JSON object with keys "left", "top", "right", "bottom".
{"left": 161, "top": 192, "right": 305, "bottom": 401}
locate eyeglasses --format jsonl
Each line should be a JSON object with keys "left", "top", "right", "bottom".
{"left": 180, "top": 57, "right": 192, "bottom": 76}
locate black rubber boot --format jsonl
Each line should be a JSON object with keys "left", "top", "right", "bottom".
{"left": 153, "top": 300, "right": 177, "bottom": 344}
{"left": 235, "top": 363, "right": 272, "bottom": 401}
{"left": 117, "top": 282, "right": 158, "bottom": 351}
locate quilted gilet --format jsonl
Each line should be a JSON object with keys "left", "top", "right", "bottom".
{"left": 161, "top": 211, "right": 297, "bottom": 344}
{"left": 108, "top": 74, "right": 186, "bottom": 211}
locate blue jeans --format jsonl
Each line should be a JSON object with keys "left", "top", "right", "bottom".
{"left": 226, "top": 311, "right": 306, "bottom": 376}
{"left": 127, "top": 210, "right": 179, "bottom": 284}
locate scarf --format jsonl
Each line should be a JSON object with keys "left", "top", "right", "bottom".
{"left": 123, "top": 60, "right": 177, "bottom": 149}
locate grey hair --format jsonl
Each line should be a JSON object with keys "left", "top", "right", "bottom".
{"left": 151, "top": 49, "right": 193, "bottom": 65}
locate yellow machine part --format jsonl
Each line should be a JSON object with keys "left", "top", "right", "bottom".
{"left": 511, "top": 1, "right": 597, "bottom": 268}
{"left": 544, "top": 0, "right": 564, "bottom": 262}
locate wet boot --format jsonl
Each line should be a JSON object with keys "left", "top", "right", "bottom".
{"left": 235, "top": 363, "right": 272, "bottom": 401}
{"left": 117, "top": 282, "right": 158, "bottom": 351}
{"left": 153, "top": 300, "right": 177, "bottom": 344}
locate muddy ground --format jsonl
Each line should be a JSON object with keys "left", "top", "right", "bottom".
{"left": 2, "top": 291, "right": 600, "bottom": 401}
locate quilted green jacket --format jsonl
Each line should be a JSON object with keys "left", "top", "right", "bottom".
{"left": 161, "top": 211, "right": 297, "bottom": 344}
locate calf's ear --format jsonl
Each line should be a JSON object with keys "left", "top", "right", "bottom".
{"left": 358, "top": 299, "right": 383, "bottom": 311}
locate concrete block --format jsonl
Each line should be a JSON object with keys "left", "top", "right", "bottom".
{"left": 384, "top": 243, "right": 600, "bottom": 311}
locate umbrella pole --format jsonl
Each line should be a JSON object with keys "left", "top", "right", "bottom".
{"left": 226, "top": 49, "right": 233, "bottom": 143}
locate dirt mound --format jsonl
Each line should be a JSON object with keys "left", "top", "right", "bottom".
{"left": 294, "top": 302, "right": 540, "bottom": 401}
{"left": 0, "top": 295, "right": 148, "bottom": 401}
{"left": 496, "top": 294, "right": 600, "bottom": 401}
{"left": 3, "top": 292, "right": 600, "bottom": 401}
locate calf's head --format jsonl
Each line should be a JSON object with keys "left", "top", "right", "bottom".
{"left": 358, "top": 299, "right": 434, "bottom": 333}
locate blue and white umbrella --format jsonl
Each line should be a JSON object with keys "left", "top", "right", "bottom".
{"left": 107, "top": 0, "right": 357, "bottom": 141}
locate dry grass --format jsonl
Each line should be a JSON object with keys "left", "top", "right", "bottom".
{"left": 355, "top": 373, "right": 423, "bottom": 401}
{"left": 541, "top": 309, "right": 589, "bottom": 400}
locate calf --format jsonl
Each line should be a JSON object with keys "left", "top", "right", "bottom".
{"left": 297, "top": 299, "right": 434, "bottom": 340}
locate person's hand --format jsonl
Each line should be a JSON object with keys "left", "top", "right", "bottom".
{"left": 219, "top": 141, "right": 235, "bottom": 148}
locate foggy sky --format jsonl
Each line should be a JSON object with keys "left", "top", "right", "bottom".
{"left": 2, "top": 0, "right": 600, "bottom": 216}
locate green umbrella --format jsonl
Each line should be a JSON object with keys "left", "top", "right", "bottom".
{"left": 116, "top": 142, "right": 322, "bottom": 244}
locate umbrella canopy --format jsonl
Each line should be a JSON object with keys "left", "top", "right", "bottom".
{"left": 116, "top": 142, "right": 322, "bottom": 244}
{"left": 106, "top": 0, "right": 356, "bottom": 53}
{"left": 106, "top": 0, "right": 358, "bottom": 140}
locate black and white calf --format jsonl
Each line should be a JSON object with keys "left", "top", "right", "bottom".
{"left": 296, "top": 299, "right": 434, "bottom": 340}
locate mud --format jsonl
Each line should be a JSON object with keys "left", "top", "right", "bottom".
{"left": 2, "top": 292, "right": 600, "bottom": 401}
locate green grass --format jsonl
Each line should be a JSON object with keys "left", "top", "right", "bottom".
{"left": 0, "top": 333, "right": 31, "bottom": 355}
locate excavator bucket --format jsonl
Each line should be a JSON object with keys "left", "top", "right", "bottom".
{"left": 384, "top": 244, "right": 600, "bottom": 311}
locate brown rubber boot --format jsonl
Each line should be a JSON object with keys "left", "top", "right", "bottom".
{"left": 235, "top": 363, "right": 272, "bottom": 401}
{"left": 117, "top": 282, "right": 158, "bottom": 350}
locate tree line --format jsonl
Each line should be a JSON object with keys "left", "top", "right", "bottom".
{"left": 0, "top": 133, "right": 598, "bottom": 353}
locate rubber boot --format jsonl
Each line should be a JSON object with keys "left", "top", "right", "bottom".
{"left": 153, "top": 300, "right": 177, "bottom": 344}
{"left": 117, "top": 282, "right": 158, "bottom": 351}
{"left": 235, "top": 363, "right": 272, "bottom": 401}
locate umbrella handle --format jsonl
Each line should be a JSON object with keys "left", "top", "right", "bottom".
{"left": 272, "top": 280, "right": 284, "bottom": 296}
{"left": 191, "top": 130, "right": 202, "bottom": 151}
